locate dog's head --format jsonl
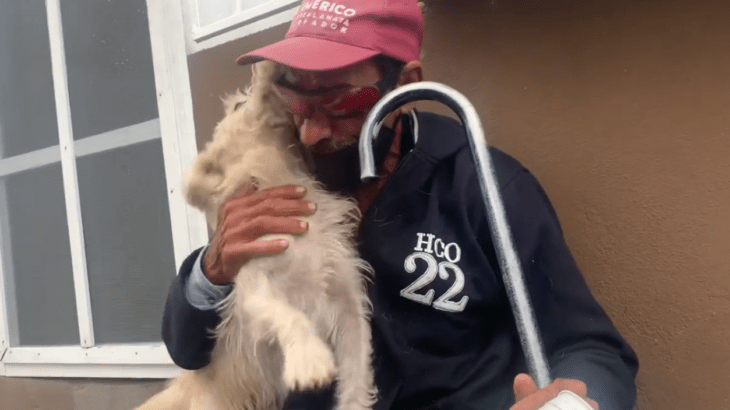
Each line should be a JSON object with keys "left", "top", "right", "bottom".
{"left": 183, "top": 61, "right": 302, "bottom": 222}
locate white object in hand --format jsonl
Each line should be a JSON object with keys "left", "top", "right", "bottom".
{"left": 538, "top": 390, "right": 595, "bottom": 410}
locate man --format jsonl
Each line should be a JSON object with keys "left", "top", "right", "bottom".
{"left": 162, "top": 1, "right": 639, "bottom": 409}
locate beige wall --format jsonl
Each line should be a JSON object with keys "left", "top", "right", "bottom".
{"left": 434, "top": 1, "right": 730, "bottom": 408}
{"left": 418, "top": 1, "right": 729, "bottom": 409}
{"left": 0, "top": 377, "right": 165, "bottom": 410}
{"left": 3, "top": 0, "right": 728, "bottom": 409}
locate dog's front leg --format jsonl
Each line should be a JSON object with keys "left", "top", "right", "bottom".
{"left": 241, "top": 272, "right": 337, "bottom": 392}
{"left": 329, "top": 283, "right": 376, "bottom": 410}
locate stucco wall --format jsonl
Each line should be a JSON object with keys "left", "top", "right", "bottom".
{"left": 188, "top": 1, "right": 730, "bottom": 409}
{"left": 0, "top": 377, "right": 165, "bottom": 410}
{"left": 421, "top": 1, "right": 730, "bottom": 408}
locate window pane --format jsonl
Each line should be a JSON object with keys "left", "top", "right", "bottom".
{"left": 76, "top": 139, "right": 175, "bottom": 344}
{"left": 241, "top": 0, "right": 271, "bottom": 10}
{"left": 60, "top": 0, "right": 158, "bottom": 140}
{"left": 196, "top": 0, "right": 274, "bottom": 26}
{"left": 0, "top": 0, "right": 60, "bottom": 159}
{"left": 1, "top": 164, "right": 79, "bottom": 346}
{"left": 197, "top": 0, "right": 237, "bottom": 27}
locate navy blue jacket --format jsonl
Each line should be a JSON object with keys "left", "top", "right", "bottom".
{"left": 162, "top": 112, "right": 638, "bottom": 410}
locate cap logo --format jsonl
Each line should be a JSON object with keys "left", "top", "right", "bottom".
{"left": 302, "top": 1, "right": 357, "bottom": 16}
{"left": 239, "top": 0, "right": 422, "bottom": 69}
{"left": 294, "top": 1, "right": 358, "bottom": 34}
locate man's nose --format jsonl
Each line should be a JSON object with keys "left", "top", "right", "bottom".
{"left": 299, "top": 115, "right": 333, "bottom": 147}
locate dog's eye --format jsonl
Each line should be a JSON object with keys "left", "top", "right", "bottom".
{"left": 234, "top": 102, "right": 245, "bottom": 111}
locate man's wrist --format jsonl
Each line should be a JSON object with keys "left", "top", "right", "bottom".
{"left": 202, "top": 243, "right": 220, "bottom": 282}
{"left": 203, "top": 232, "right": 232, "bottom": 285}
{"left": 185, "top": 245, "right": 233, "bottom": 310}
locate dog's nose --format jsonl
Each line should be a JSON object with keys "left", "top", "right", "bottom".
{"left": 299, "top": 116, "right": 333, "bottom": 147}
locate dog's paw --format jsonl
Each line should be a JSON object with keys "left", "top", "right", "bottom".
{"left": 282, "top": 338, "right": 337, "bottom": 391}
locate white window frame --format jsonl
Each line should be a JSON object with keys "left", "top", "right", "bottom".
{"left": 183, "top": 0, "right": 300, "bottom": 54}
{"left": 192, "top": 0, "right": 299, "bottom": 41}
{"left": 0, "top": 0, "right": 208, "bottom": 379}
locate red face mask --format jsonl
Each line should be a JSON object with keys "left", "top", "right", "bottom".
{"left": 273, "top": 78, "right": 382, "bottom": 119}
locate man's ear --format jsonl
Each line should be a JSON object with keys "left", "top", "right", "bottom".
{"left": 393, "top": 60, "right": 423, "bottom": 115}
{"left": 398, "top": 60, "right": 424, "bottom": 86}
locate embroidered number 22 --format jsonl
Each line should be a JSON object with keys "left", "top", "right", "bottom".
{"left": 400, "top": 252, "right": 469, "bottom": 312}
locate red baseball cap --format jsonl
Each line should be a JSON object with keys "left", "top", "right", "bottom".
{"left": 236, "top": 0, "right": 424, "bottom": 71}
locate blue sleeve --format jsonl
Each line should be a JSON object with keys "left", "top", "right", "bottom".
{"left": 498, "top": 168, "right": 639, "bottom": 410}
{"left": 162, "top": 247, "right": 229, "bottom": 370}
{"left": 186, "top": 245, "right": 233, "bottom": 310}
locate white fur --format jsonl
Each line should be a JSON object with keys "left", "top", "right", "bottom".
{"left": 136, "top": 61, "right": 375, "bottom": 410}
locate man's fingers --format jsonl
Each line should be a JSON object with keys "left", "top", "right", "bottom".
{"left": 249, "top": 198, "right": 315, "bottom": 218}
{"left": 510, "top": 377, "right": 591, "bottom": 410}
{"left": 510, "top": 389, "right": 554, "bottom": 410}
{"left": 221, "top": 199, "right": 313, "bottom": 227}
{"left": 223, "top": 186, "right": 313, "bottom": 220}
{"left": 586, "top": 398, "right": 599, "bottom": 410}
{"left": 223, "top": 239, "right": 290, "bottom": 264}
{"left": 251, "top": 184, "right": 307, "bottom": 201}
{"left": 225, "top": 216, "right": 307, "bottom": 240}
{"left": 208, "top": 184, "right": 311, "bottom": 284}
{"left": 551, "top": 379, "right": 588, "bottom": 398}
{"left": 513, "top": 374, "right": 539, "bottom": 402}
{"left": 223, "top": 184, "right": 306, "bottom": 206}
{"left": 248, "top": 216, "right": 309, "bottom": 237}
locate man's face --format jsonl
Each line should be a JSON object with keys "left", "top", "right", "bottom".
{"left": 277, "top": 60, "right": 383, "bottom": 154}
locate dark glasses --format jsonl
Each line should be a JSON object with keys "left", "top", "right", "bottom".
{"left": 273, "top": 78, "right": 382, "bottom": 119}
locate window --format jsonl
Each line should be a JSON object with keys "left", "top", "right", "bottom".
{"left": 186, "top": 0, "right": 301, "bottom": 52}
{"left": 0, "top": 0, "right": 206, "bottom": 378}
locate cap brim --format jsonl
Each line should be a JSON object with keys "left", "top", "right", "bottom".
{"left": 237, "top": 36, "right": 379, "bottom": 71}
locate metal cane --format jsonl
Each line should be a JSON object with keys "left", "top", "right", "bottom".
{"left": 359, "top": 82, "right": 595, "bottom": 409}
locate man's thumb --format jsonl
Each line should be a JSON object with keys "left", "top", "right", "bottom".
{"left": 513, "top": 373, "right": 539, "bottom": 402}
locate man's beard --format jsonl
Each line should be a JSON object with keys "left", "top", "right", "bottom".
{"left": 308, "top": 125, "right": 397, "bottom": 196}
{"left": 310, "top": 144, "right": 361, "bottom": 196}
{"left": 310, "top": 136, "right": 358, "bottom": 155}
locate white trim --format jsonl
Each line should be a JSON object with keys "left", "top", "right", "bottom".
{"left": 0, "top": 73, "right": 17, "bottom": 377}
{"left": 147, "top": 0, "right": 209, "bottom": 269}
{"left": 0, "top": 146, "right": 61, "bottom": 177}
{"left": 0, "top": 122, "right": 5, "bottom": 376}
{"left": 0, "top": 348, "right": 6, "bottom": 376}
{"left": 191, "top": 0, "right": 299, "bottom": 41}
{"left": 3, "top": 344, "right": 173, "bottom": 365}
{"left": 0, "top": 181, "right": 18, "bottom": 351}
{"left": 4, "top": 363, "right": 181, "bottom": 379}
{"left": 74, "top": 119, "right": 161, "bottom": 158}
{"left": 183, "top": 2, "right": 299, "bottom": 54}
{"left": 46, "top": 0, "right": 95, "bottom": 348}
{"left": 0, "top": 119, "right": 162, "bottom": 178}
{"left": 0, "top": 181, "right": 9, "bottom": 377}
{"left": 2, "top": 344, "right": 180, "bottom": 379}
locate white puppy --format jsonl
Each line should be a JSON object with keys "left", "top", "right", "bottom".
{"left": 136, "top": 61, "right": 375, "bottom": 410}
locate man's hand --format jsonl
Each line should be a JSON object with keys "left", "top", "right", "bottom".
{"left": 203, "top": 184, "right": 316, "bottom": 285}
{"left": 510, "top": 374, "right": 598, "bottom": 410}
